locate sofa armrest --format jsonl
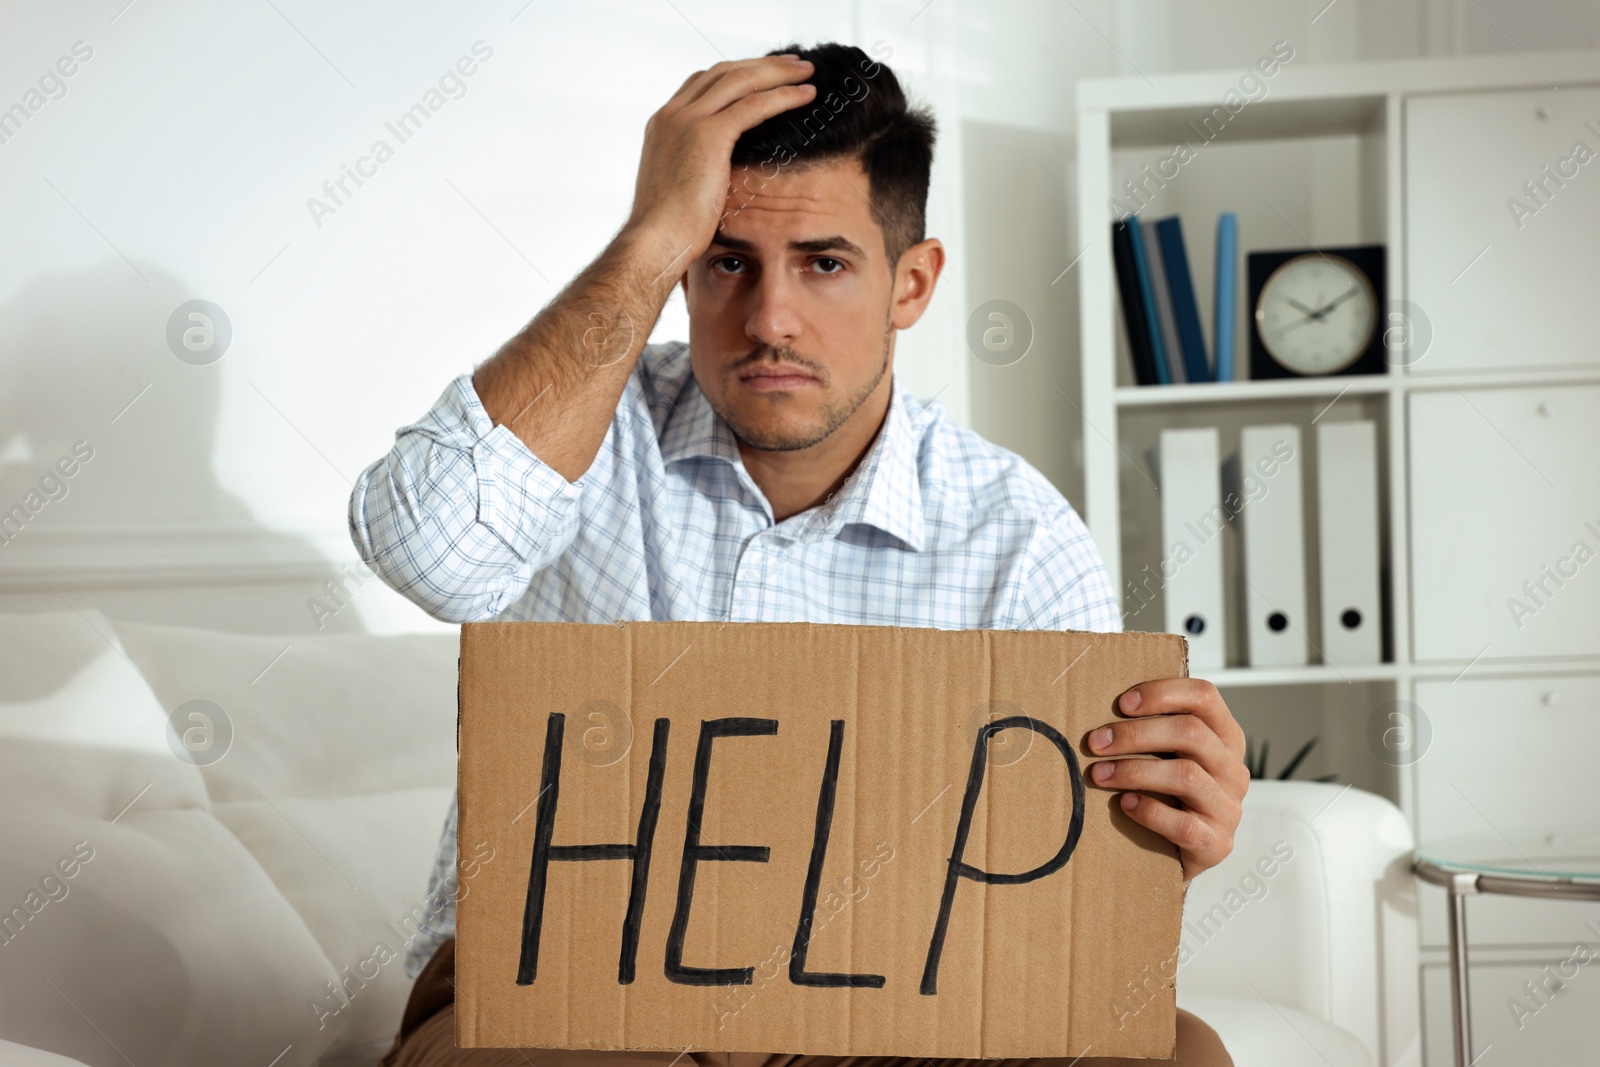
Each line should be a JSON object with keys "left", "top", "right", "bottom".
{"left": 1177, "top": 781, "right": 1420, "bottom": 1066}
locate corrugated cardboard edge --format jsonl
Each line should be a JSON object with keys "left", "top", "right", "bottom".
{"left": 1131, "top": 625, "right": 1187, "bottom": 1061}
{"left": 457, "top": 624, "right": 477, "bottom": 1050}
{"left": 1162, "top": 627, "right": 1188, "bottom": 1059}
{"left": 456, "top": 628, "right": 467, "bottom": 1048}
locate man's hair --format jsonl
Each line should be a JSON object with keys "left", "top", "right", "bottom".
{"left": 730, "top": 42, "right": 936, "bottom": 271}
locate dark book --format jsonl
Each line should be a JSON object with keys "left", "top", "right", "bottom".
{"left": 1111, "top": 219, "right": 1159, "bottom": 386}
{"left": 1153, "top": 215, "right": 1212, "bottom": 383}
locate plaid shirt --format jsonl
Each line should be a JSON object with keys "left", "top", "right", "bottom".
{"left": 348, "top": 340, "right": 1122, "bottom": 977}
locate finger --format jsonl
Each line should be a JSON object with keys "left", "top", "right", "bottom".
{"left": 683, "top": 55, "right": 813, "bottom": 114}
{"left": 1116, "top": 678, "right": 1244, "bottom": 757}
{"left": 707, "top": 81, "right": 820, "bottom": 139}
{"left": 666, "top": 67, "right": 709, "bottom": 105}
{"left": 1090, "top": 757, "right": 1238, "bottom": 822}
{"left": 1087, "top": 714, "right": 1244, "bottom": 793}
{"left": 660, "top": 67, "right": 720, "bottom": 115}
{"left": 660, "top": 55, "right": 797, "bottom": 115}
{"left": 1117, "top": 791, "right": 1230, "bottom": 876}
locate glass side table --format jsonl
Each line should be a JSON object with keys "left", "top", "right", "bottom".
{"left": 1413, "top": 828, "right": 1600, "bottom": 1067}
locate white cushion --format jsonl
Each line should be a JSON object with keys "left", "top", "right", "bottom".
{"left": 113, "top": 621, "right": 458, "bottom": 802}
{"left": 0, "top": 611, "right": 346, "bottom": 1066}
{"left": 1179, "top": 994, "right": 1372, "bottom": 1067}
{"left": 212, "top": 787, "right": 455, "bottom": 1052}
{"left": 111, "top": 620, "right": 461, "bottom": 1059}
{"left": 0, "top": 1037, "right": 93, "bottom": 1064}
{"left": 0, "top": 608, "right": 175, "bottom": 757}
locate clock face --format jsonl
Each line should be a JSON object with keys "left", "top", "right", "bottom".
{"left": 1254, "top": 254, "right": 1378, "bottom": 375}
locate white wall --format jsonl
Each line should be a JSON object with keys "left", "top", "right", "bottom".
{"left": 0, "top": 0, "right": 1590, "bottom": 634}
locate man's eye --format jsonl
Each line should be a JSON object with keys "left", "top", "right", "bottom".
{"left": 711, "top": 256, "right": 745, "bottom": 275}
{"left": 812, "top": 257, "right": 845, "bottom": 274}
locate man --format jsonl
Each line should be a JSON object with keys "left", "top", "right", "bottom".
{"left": 352, "top": 42, "right": 1246, "bottom": 1067}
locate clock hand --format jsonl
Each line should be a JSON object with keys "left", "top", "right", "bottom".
{"left": 1274, "top": 316, "right": 1319, "bottom": 335}
{"left": 1314, "top": 285, "right": 1362, "bottom": 317}
{"left": 1286, "top": 297, "right": 1323, "bottom": 320}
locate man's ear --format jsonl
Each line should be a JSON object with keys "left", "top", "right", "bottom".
{"left": 890, "top": 237, "right": 945, "bottom": 331}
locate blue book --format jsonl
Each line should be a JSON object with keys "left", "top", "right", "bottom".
{"left": 1214, "top": 212, "right": 1238, "bottom": 382}
{"left": 1153, "top": 215, "right": 1211, "bottom": 383}
{"left": 1123, "top": 215, "right": 1171, "bottom": 385}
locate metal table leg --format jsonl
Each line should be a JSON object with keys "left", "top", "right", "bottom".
{"left": 1447, "top": 871, "right": 1480, "bottom": 1067}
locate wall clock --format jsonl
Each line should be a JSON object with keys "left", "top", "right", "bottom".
{"left": 1248, "top": 245, "right": 1386, "bottom": 378}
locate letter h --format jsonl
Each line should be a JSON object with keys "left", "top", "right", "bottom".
{"left": 516, "top": 713, "right": 670, "bottom": 985}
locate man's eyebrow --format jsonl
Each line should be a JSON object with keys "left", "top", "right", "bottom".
{"left": 709, "top": 233, "right": 869, "bottom": 258}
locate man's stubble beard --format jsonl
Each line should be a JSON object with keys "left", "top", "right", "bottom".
{"left": 715, "top": 317, "right": 893, "bottom": 453}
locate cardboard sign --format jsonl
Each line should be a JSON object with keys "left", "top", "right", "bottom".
{"left": 456, "top": 621, "right": 1186, "bottom": 1059}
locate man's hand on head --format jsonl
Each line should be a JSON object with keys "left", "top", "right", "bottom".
{"left": 1085, "top": 678, "right": 1249, "bottom": 883}
{"left": 471, "top": 53, "right": 818, "bottom": 480}
{"left": 626, "top": 53, "right": 818, "bottom": 263}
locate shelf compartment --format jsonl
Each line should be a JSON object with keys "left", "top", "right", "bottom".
{"left": 1106, "top": 94, "right": 1386, "bottom": 149}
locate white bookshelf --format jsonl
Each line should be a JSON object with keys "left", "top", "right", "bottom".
{"left": 1115, "top": 375, "right": 1390, "bottom": 408}
{"left": 1075, "top": 47, "right": 1600, "bottom": 1067}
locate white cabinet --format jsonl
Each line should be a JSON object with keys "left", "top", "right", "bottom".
{"left": 1407, "top": 86, "right": 1600, "bottom": 374}
{"left": 1422, "top": 956, "right": 1600, "bottom": 1067}
{"left": 1078, "top": 51, "right": 1600, "bottom": 1067}
{"left": 1408, "top": 384, "right": 1600, "bottom": 662}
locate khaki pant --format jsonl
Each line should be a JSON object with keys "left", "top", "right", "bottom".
{"left": 380, "top": 940, "right": 1231, "bottom": 1067}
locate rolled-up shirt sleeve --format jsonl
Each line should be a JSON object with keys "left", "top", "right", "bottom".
{"left": 349, "top": 373, "right": 585, "bottom": 623}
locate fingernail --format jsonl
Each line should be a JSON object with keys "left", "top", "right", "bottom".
{"left": 1091, "top": 727, "right": 1113, "bottom": 752}
{"left": 1092, "top": 761, "right": 1114, "bottom": 783}
{"left": 1121, "top": 792, "right": 1140, "bottom": 811}
{"left": 1120, "top": 689, "right": 1141, "bottom": 713}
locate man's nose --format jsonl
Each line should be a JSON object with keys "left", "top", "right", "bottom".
{"left": 744, "top": 268, "right": 802, "bottom": 347}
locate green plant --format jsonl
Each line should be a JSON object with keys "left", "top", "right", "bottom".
{"left": 1245, "top": 735, "right": 1336, "bottom": 782}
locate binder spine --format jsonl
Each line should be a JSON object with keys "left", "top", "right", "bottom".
{"left": 1317, "top": 420, "right": 1382, "bottom": 664}
{"left": 1159, "top": 428, "right": 1226, "bottom": 669}
{"left": 1239, "top": 424, "right": 1309, "bottom": 667}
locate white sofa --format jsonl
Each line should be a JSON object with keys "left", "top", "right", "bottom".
{"left": 0, "top": 610, "right": 457, "bottom": 1067}
{"left": 1176, "top": 781, "right": 1421, "bottom": 1066}
{"left": 0, "top": 610, "right": 1418, "bottom": 1066}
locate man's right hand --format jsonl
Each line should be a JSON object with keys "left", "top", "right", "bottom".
{"left": 473, "top": 54, "right": 814, "bottom": 483}
{"left": 625, "top": 54, "right": 817, "bottom": 263}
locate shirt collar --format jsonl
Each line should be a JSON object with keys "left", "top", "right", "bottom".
{"left": 658, "top": 367, "right": 927, "bottom": 552}
{"left": 657, "top": 365, "right": 744, "bottom": 469}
